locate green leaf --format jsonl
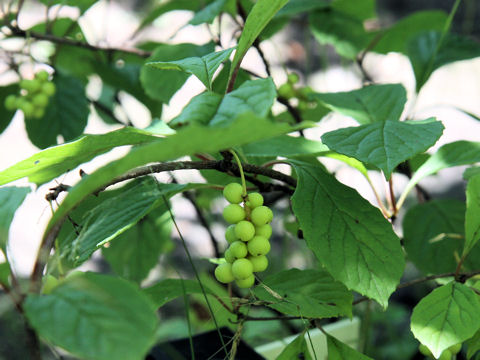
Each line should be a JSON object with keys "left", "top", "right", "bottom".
{"left": 276, "top": 0, "right": 329, "bottom": 17}
{"left": 210, "top": 78, "right": 276, "bottom": 126}
{"left": 0, "top": 84, "right": 18, "bottom": 134}
{"left": 276, "top": 331, "right": 312, "bottom": 360}
{"left": 464, "top": 175, "right": 480, "bottom": 257}
{"left": 0, "top": 262, "right": 11, "bottom": 285}
{"left": 402, "top": 141, "right": 480, "bottom": 204}
{"left": 0, "top": 187, "right": 30, "bottom": 252}
{"left": 411, "top": 281, "right": 480, "bottom": 359}
{"left": 310, "top": 84, "right": 407, "bottom": 125}
{"left": 24, "top": 272, "right": 158, "bottom": 360}
{"left": 372, "top": 11, "right": 448, "bottom": 54}
{"left": 321, "top": 118, "right": 444, "bottom": 179}
{"left": 147, "top": 47, "right": 234, "bottom": 90}
{"left": 464, "top": 166, "right": 480, "bottom": 181}
{"left": 102, "top": 204, "right": 173, "bottom": 283}
{"left": 290, "top": 161, "right": 404, "bottom": 308}
{"left": 243, "top": 135, "right": 329, "bottom": 158}
{"left": 190, "top": 0, "right": 228, "bottom": 25}
{"left": 38, "top": 0, "right": 98, "bottom": 13}
{"left": 403, "top": 200, "right": 467, "bottom": 275}
{"left": 169, "top": 92, "right": 223, "bottom": 127}
{"left": 25, "top": 73, "right": 89, "bottom": 149}
{"left": 327, "top": 334, "right": 373, "bottom": 359}
{"left": 253, "top": 268, "right": 353, "bottom": 318}
{"left": 143, "top": 279, "right": 213, "bottom": 308}
{"left": 229, "top": 0, "right": 288, "bottom": 80}
{"left": 60, "top": 178, "right": 195, "bottom": 267}
{"left": 46, "top": 114, "right": 306, "bottom": 235}
{"left": 332, "top": 0, "right": 376, "bottom": 21}
{"left": 466, "top": 328, "right": 480, "bottom": 359}
{"left": 0, "top": 127, "right": 160, "bottom": 187}
{"left": 141, "top": 43, "right": 215, "bottom": 103}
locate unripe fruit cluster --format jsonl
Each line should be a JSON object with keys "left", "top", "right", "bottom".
{"left": 4, "top": 70, "right": 56, "bottom": 119}
{"left": 214, "top": 183, "right": 273, "bottom": 288}
{"left": 277, "top": 72, "right": 314, "bottom": 111}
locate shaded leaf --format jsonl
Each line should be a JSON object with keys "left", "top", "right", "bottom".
{"left": 466, "top": 328, "right": 480, "bottom": 359}
{"left": 276, "top": 331, "right": 312, "bottom": 360}
{"left": 0, "top": 84, "right": 18, "bottom": 134}
{"left": 190, "top": 0, "right": 228, "bottom": 25}
{"left": 327, "top": 334, "right": 373, "bottom": 359}
{"left": 169, "top": 92, "right": 222, "bottom": 127}
{"left": 143, "top": 279, "right": 213, "bottom": 308}
{"left": 243, "top": 135, "right": 329, "bottom": 158}
{"left": 38, "top": 0, "right": 98, "bottom": 13}
{"left": 0, "top": 187, "right": 30, "bottom": 252}
{"left": 276, "top": 0, "right": 329, "bottom": 17}
{"left": 464, "top": 175, "right": 480, "bottom": 257}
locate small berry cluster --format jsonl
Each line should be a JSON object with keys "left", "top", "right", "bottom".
{"left": 277, "top": 72, "right": 314, "bottom": 111}
{"left": 214, "top": 183, "right": 273, "bottom": 288}
{"left": 4, "top": 71, "right": 56, "bottom": 119}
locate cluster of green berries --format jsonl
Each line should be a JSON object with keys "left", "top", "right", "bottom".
{"left": 4, "top": 70, "right": 56, "bottom": 119}
{"left": 418, "top": 343, "right": 462, "bottom": 359}
{"left": 277, "top": 72, "right": 314, "bottom": 111}
{"left": 214, "top": 183, "right": 273, "bottom": 289}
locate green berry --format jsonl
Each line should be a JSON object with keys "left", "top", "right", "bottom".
{"left": 215, "top": 263, "right": 235, "bottom": 284}
{"left": 229, "top": 241, "right": 248, "bottom": 259}
{"left": 287, "top": 72, "right": 299, "bottom": 84}
{"left": 234, "top": 220, "right": 255, "bottom": 242}
{"left": 33, "top": 107, "right": 45, "bottom": 119}
{"left": 35, "top": 70, "right": 49, "bottom": 82}
{"left": 438, "top": 350, "right": 451, "bottom": 360}
{"left": 235, "top": 274, "right": 255, "bottom": 288}
{"left": 32, "top": 93, "right": 49, "bottom": 107}
{"left": 225, "top": 225, "right": 238, "bottom": 244}
{"left": 247, "top": 193, "right": 263, "bottom": 208}
{"left": 42, "top": 82, "right": 56, "bottom": 97}
{"left": 231, "top": 258, "right": 253, "bottom": 280}
{"left": 278, "top": 83, "right": 295, "bottom": 99}
{"left": 251, "top": 206, "right": 273, "bottom": 226}
{"left": 255, "top": 224, "right": 272, "bottom": 239}
{"left": 248, "top": 255, "right": 268, "bottom": 272}
{"left": 42, "top": 275, "right": 59, "bottom": 294}
{"left": 448, "top": 343, "right": 461, "bottom": 354}
{"left": 419, "top": 344, "right": 433, "bottom": 357}
{"left": 20, "top": 101, "right": 35, "bottom": 118}
{"left": 223, "top": 204, "right": 245, "bottom": 224}
{"left": 298, "top": 101, "right": 309, "bottom": 111}
{"left": 224, "top": 249, "right": 235, "bottom": 263}
{"left": 223, "top": 183, "right": 244, "bottom": 204}
{"left": 247, "top": 236, "right": 271, "bottom": 256}
{"left": 4, "top": 95, "right": 18, "bottom": 111}
{"left": 298, "top": 86, "right": 314, "bottom": 99}
{"left": 20, "top": 79, "right": 42, "bottom": 93}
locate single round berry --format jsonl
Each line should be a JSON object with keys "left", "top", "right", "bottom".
{"left": 224, "top": 249, "right": 235, "bottom": 263}
{"left": 33, "top": 107, "right": 45, "bottom": 119}
{"left": 42, "top": 274, "right": 59, "bottom": 294}
{"left": 223, "top": 204, "right": 245, "bottom": 224}
{"left": 231, "top": 258, "right": 253, "bottom": 280}
{"left": 229, "top": 241, "right": 247, "bottom": 259}
{"left": 278, "top": 83, "right": 295, "bottom": 99}
{"left": 287, "top": 72, "right": 299, "bottom": 84}
{"left": 32, "top": 93, "right": 49, "bottom": 107}
{"left": 255, "top": 224, "right": 272, "bottom": 239}
{"left": 448, "top": 343, "right": 462, "bottom": 354}
{"left": 235, "top": 274, "right": 255, "bottom": 288}
{"left": 248, "top": 255, "right": 268, "bottom": 272}
{"left": 225, "top": 225, "right": 238, "bottom": 244}
{"left": 247, "top": 193, "right": 263, "bottom": 208}
{"left": 251, "top": 206, "right": 273, "bottom": 226}
{"left": 19, "top": 101, "right": 35, "bottom": 118}
{"left": 223, "top": 183, "right": 244, "bottom": 204}
{"left": 4, "top": 95, "right": 17, "bottom": 111}
{"left": 247, "top": 236, "right": 270, "bottom": 256}
{"left": 42, "top": 82, "right": 56, "bottom": 97}
{"left": 214, "top": 263, "right": 235, "bottom": 284}
{"left": 234, "top": 220, "right": 255, "bottom": 242}
{"left": 20, "top": 79, "right": 42, "bottom": 93}
{"left": 35, "top": 70, "right": 49, "bottom": 82}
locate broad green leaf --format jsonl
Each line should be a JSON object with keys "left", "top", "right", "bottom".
{"left": 243, "top": 135, "right": 329, "bottom": 158}
{"left": 310, "top": 84, "right": 407, "bottom": 125}
{"left": 466, "top": 329, "right": 480, "bottom": 359}
{"left": 321, "top": 118, "right": 444, "bottom": 179}
{"left": 143, "top": 279, "right": 213, "bottom": 308}
{"left": 411, "top": 281, "right": 480, "bottom": 359}
{"left": 0, "top": 262, "right": 10, "bottom": 285}
{"left": 332, "top": 0, "right": 376, "bottom": 21}
{"left": 209, "top": 78, "right": 276, "bottom": 126}
{"left": 169, "top": 92, "right": 222, "bottom": 127}
{"left": 0, "top": 84, "right": 18, "bottom": 134}
{"left": 60, "top": 178, "right": 195, "bottom": 267}
{"left": 0, "top": 127, "right": 160, "bottom": 187}
{"left": 464, "top": 166, "right": 480, "bottom": 181}
{"left": 102, "top": 204, "right": 173, "bottom": 283}
{"left": 253, "top": 268, "right": 353, "bottom": 318}
{"left": 322, "top": 152, "right": 369, "bottom": 178}
{"left": 309, "top": 9, "right": 372, "bottom": 59}
{"left": 276, "top": 0, "right": 329, "bottom": 16}
{"left": 190, "top": 0, "right": 228, "bottom": 25}
{"left": 403, "top": 200, "right": 468, "bottom": 275}
{"left": 228, "top": 0, "right": 288, "bottom": 81}
{"left": 25, "top": 73, "right": 88, "bottom": 149}
{"left": 327, "top": 334, "right": 373, "bottom": 359}
{"left": 291, "top": 161, "right": 404, "bottom": 308}
{"left": 464, "top": 175, "right": 480, "bottom": 257}
{"left": 408, "top": 31, "right": 480, "bottom": 92}
{"left": 212, "top": 61, "right": 251, "bottom": 93}
{"left": 141, "top": 43, "right": 215, "bottom": 103}
{"left": 38, "top": 0, "right": 98, "bottom": 13}
{"left": 147, "top": 47, "right": 235, "bottom": 90}
{"left": 45, "top": 114, "right": 307, "bottom": 234}
{"left": 372, "top": 11, "right": 448, "bottom": 54}
{"left": 0, "top": 187, "right": 30, "bottom": 252}
{"left": 276, "top": 331, "right": 312, "bottom": 360}
{"left": 24, "top": 272, "right": 158, "bottom": 360}
{"left": 401, "top": 141, "right": 480, "bottom": 206}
